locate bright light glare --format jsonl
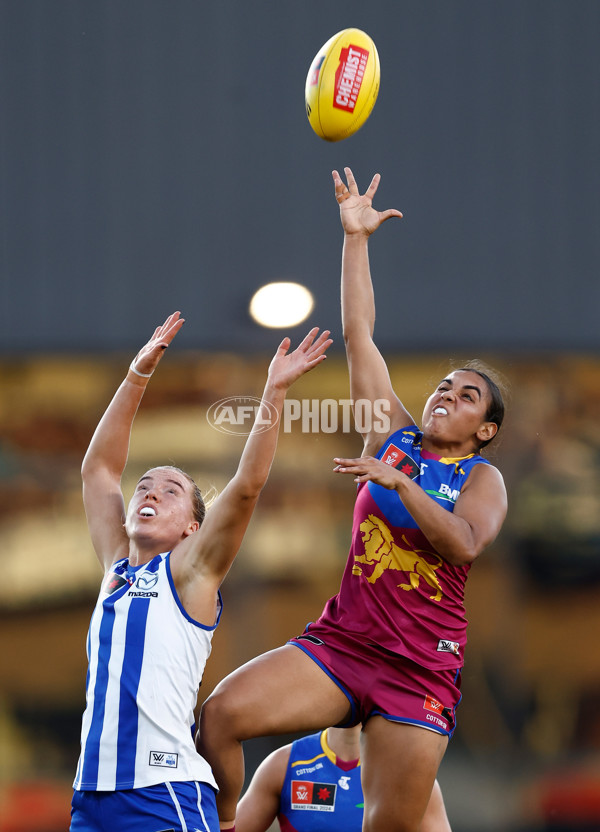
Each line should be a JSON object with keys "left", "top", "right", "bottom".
{"left": 249, "top": 282, "right": 314, "bottom": 328}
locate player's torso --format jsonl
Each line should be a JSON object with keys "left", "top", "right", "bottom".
{"left": 74, "top": 553, "right": 219, "bottom": 791}
{"left": 325, "top": 427, "right": 488, "bottom": 667}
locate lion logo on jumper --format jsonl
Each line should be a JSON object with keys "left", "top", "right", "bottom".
{"left": 352, "top": 514, "right": 443, "bottom": 601}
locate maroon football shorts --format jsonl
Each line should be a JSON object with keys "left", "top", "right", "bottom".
{"left": 289, "top": 623, "right": 462, "bottom": 737}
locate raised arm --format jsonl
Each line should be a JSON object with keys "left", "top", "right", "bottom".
{"left": 171, "top": 328, "right": 332, "bottom": 620}
{"left": 235, "top": 744, "right": 290, "bottom": 832}
{"left": 333, "top": 167, "right": 409, "bottom": 455}
{"left": 81, "top": 312, "right": 185, "bottom": 571}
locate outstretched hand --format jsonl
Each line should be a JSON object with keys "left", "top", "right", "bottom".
{"left": 268, "top": 328, "right": 332, "bottom": 390}
{"left": 130, "top": 311, "right": 185, "bottom": 376}
{"left": 333, "top": 455, "right": 406, "bottom": 490}
{"left": 332, "top": 167, "right": 403, "bottom": 237}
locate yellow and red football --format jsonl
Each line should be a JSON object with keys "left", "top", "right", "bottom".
{"left": 305, "top": 28, "right": 380, "bottom": 142}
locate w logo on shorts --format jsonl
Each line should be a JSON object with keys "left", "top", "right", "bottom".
{"left": 423, "top": 695, "right": 444, "bottom": 716}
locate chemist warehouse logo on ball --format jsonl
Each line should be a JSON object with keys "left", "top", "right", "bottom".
{"left": 206, "top": 397, "right": 391, "bottom": 436}
{"left": 333, "top": 44, "right": 369, "bottom": 113}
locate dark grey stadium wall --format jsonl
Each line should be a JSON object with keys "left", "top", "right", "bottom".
{"left": 1, "top": 0, "right": 599, "bottom": 354}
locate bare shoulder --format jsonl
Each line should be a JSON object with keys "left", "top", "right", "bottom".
{"left": 459, "top": 461, "right": 508, "bottom": 529}
{"left": 256, "top": 742, "right": 292, "bottom": 782}
{"left": 237, "top": 743, "right": 293, "bottom": 832}
{"left": 466, "top": 460, "right": 506, "bottom": 492}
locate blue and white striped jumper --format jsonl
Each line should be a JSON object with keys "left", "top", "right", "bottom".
{"left": 73, "top": 551, "right": 220, "bottom": 792}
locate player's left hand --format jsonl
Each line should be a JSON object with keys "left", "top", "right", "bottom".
{"left": 333, "top": 455, "right": 406, "bottom": 490}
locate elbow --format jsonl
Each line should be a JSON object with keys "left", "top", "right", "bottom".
{"left": 342, "top": 327, "right": 357, "bottom": 347}
{"left": 342, "top": 322, "right": 374, "bottom": 347}
{"left": 446, "top": 550, "right": 479, "bottom": 568}
{"left": 232, "top": 474, "right": 267, "bottom": 502}
{"left": 81, "top": 455, "right": 95, "bottom": 482}
{"left": 239, "top": 485, "right": 264, "bottom": 502}
{"left": 441, "top": 541, "right": 481, "bottom": 568}
{"left": 341, "top": 324, "right": 354, "bottom": 345}
{"left": 438, "top": 518, "right": 495, "bottom": 567}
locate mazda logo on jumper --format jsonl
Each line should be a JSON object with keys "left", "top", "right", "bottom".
{"left": 136, "top": 573, "right": 158, "bottom": 590}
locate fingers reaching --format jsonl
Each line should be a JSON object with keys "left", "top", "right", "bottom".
{"left": 268, "top": 328, "right": 333, "bottom": 387}
{"left": 332, "top": 456, "right": 405, "bottom": 489}
{"left": 344, "top": 167, "right": 360, "bottom": 194}
{"left": 276, "top": 336, "right": 292, "bottom": 355}
{"left": 156, "top": 311, "right": 185, "bottom": 347}
{"left": 298, "top": 326, "right": 331, "bottom": 352}
{"left": 332, "top": 168, "right": 403, "bottom": 229}
{"left": 293, "top": 327, "right": 333, "bottom": 367}
{"left": 364, "top": 172, "right": 382, "bottom": 201}
{"left": 333, "top": 167, "right": 361, "bottom": 203}
{"left": 333, "top": 169, "right": 349, "bottom": 203}
{"left": 130, "top": 312, "right": 185, "bottom": 378}
{"left": 296, "top": 326, "right": 321, "bottom": 350}
{"left": 304, "top": 329, "right": 333, "bottom": 367}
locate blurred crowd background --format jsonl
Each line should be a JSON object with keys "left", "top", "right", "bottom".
{"left": 1, "top": 2, "right": 599, "bottom": 831}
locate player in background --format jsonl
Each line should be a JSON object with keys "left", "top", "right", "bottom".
{"left": 236, "top": 725, "right": 452, "bottom": 832}
{"left": 197, "top": 169, "right": 508, "bottom": 832}
{"left": 70, "top": 312, "right": 332, "bottom": 832}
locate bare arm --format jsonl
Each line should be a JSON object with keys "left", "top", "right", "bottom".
{"left": 171, "top": 329, "right": 332, "bottom": 619}
{"left": 236, "top": 745, "right": 290, "bottom": 832}
{"left": 333, "top": 168, "right": 408, "bottom": 455}
{"left": 333, "top": 456, "right": 507, "bottom": 566}
{"left": 81, "top": 312, "right": 184, "bottom": 571}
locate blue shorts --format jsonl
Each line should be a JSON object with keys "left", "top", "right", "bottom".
{"left": 70, "top": 781, "right": 219, "bottom": 832}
